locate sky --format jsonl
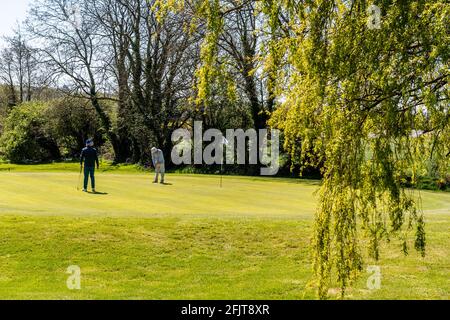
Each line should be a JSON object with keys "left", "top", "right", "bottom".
{"left": 0, "top": 0, "right": 31, "bottom": 45}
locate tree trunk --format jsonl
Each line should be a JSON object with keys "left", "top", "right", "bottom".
{"left": 89, "top": 93, "right": 124, "bottom": 163}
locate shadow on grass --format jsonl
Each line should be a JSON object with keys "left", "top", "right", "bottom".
{"left": 88, "top": 191, "right": 109, "bottom": 195}
{"left": 152, "top": 182, "right": 173, "bottom": 186}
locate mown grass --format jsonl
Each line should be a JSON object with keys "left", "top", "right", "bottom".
{"left": 0, "top": 166, "right": 448, "bottom": 300}
{"left": 0, "top": 161, "right": 144, "bottom": 174}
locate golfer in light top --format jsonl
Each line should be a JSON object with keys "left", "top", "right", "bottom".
{"left": 80, "top": 139, "right": 99, "bottom": 193}
{"left": 151, "top": 147, "right": 165, "bottom": 184}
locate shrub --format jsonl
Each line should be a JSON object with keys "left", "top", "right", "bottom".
{"left": 0, "top": 102, "right": 60, "bottom": 163}
{"left": 45, "top": 98, "right": 105, "bottom": 157}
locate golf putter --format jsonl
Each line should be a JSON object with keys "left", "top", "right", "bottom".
{"left": 77, "top": 165, "right": 83, "bottom": 191}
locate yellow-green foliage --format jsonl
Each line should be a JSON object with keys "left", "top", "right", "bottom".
{"left": 177, "top": 0, "right": 449, "bottom": 298}
{"left": 267, "top": 0, "right": 449, "bottom": 298}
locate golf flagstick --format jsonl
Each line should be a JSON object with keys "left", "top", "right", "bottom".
{"left": 220, "top": 137, "right": 229, "bottom": 188}
{"left": 220, "top": 163, "right": 223, "bottom": 188}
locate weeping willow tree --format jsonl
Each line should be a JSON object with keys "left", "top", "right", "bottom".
{"left": 160, "top": 0, "right": 449, "bottom": 298}
{"left": 265, "top": 0, "right": 449, "bottom": 298}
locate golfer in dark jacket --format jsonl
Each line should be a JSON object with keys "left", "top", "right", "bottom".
{"left": 80, "top": 139, "right": 99, "bottom": 193}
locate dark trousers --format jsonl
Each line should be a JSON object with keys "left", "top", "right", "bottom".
{"left": 84, "top": 166, "right": 95, "bottom": 190}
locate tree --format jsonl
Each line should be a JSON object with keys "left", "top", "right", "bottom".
{"left": 143, "top": 0, "right": 199, "bottom": 162}
{"left": 0, "top": 26, "right": 39, "bottom": 107}
{"left": 183, "top": 0, "right": 449, "bottom": 298}
{"left": 0, "top": 102, "right": 61, "bottom": 163}
{"left": 27, "top": 0, "right": 126, "bottom": 162}
{"left": 26, "top": 0, "right": 203, "bottom": 164}
{"left": 217, "top": 0, "right": 268, "bottom": 130}
{"left": 97, "top": 0, "right": 200, "bottom": 163}
{"left": 45, "top": 97, "right": 105, "bottom": 156}
{"left": 0, "top": 48, "right": 17, "bottom": 107}
{"left": 268, "top": 0, "right": 449, "bottom": 298}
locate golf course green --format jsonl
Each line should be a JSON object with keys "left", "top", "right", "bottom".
{"left": 0, "top": 164, "right": 449, "bottom": 299}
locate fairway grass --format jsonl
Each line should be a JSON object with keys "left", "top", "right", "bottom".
{"left": 0, "top": 169, "right": 449, "bottom": 299}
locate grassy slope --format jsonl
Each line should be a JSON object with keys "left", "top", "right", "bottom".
{"left": 0, "top": 165, "right": 448, "bottom": 300}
